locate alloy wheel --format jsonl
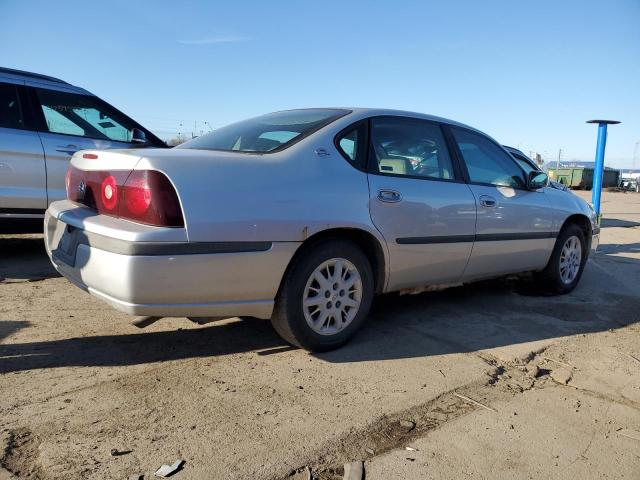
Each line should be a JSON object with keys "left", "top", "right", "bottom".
{"left": 302, "top": 258, "right": 363, "bottom": 335}
{"left": 559, "top": 235, "right": 582, "bottom": 284}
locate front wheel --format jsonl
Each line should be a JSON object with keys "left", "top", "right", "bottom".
{"left": 271, "top": 239, "right": 374, "bottom": 352}
{"left": 534, "top": 224, "right": 587, "bottom": 294}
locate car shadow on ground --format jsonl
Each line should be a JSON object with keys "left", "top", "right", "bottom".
{"left": 0, "top": 234, "right": 59, "bottom": 281}
{"left": 596, "top": 242, "right": 640, "bottom": 255}
{"left": 601, "top": 217, "right": 640, "bottom": 228}
{"left": 0, "top": 320, "right": 30, "bottom": 343}
{"left": 2, "top": 272, "right": 639, "bottom": 373}
{"left": 1, "top": 236, "right": 639, "bottom": 373}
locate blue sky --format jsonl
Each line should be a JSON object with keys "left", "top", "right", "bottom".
{"left": 2, "top": 0, "right": 639, "bottom": 167}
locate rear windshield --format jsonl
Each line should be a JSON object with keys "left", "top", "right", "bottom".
{"left": 177, "top": 108, "right": 349, "bottom": 153}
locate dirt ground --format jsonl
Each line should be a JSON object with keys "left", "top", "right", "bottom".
{"left": 1, "top": 191, "right": 639, "bottom": 480}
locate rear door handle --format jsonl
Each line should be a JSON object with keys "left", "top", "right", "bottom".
{"left": 55, "top": 144, "right": 79, "bottom": 155}
{"left": 479, "top": 195, "right": 497, "bottom": 207}
{"left": 377, "top": 189, "right": 402, "bottom": 203}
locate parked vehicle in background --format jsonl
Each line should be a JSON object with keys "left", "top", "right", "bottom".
{"left": 45, "top": 108, "right": 598, "bottom": 351}
{"left": 620, "top": 176, "right": 639, "bottom": 193}
{"left": 0, "top": 67, "right": 165, "bottom": 229}
{"left": 503, "top": 146, "right": 569, "bottom": 192}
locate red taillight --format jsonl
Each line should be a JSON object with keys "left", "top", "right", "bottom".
{"left": 121, "top": 171, "right": 183, "bottom": 226}
{"left": 122, "top": 171, "right": 152, "bottom": 215}
{"left": 65, "top": 166, "right": 183, "bottom": 227}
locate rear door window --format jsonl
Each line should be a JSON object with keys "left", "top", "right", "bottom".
{"left": 0, "top": 82, "right": 25, "bottom": 130}
{"left": 370, "top": 117, "right": 455, "bottom": 180}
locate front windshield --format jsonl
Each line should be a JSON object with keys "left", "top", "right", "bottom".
{"left": 178, "top": 109, "right": 349, "bottom": 153}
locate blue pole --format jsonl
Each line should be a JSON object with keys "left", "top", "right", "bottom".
{"left": 591, "top": 123, "right": 608, "bottom": 218}
{"left": 586, "top": 119, "right": 620, "bottom": 225}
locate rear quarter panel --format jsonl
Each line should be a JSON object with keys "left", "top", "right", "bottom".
{"left": 136, "top": 137, "right": 382, "bottom": 245}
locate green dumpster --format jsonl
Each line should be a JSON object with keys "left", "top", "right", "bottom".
{"left": 548, "top": 166, "right": 619, "bottom": 190}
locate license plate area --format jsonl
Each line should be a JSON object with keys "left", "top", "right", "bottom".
{"left": 50, "top": 221, "right": 81, "bottom": 267}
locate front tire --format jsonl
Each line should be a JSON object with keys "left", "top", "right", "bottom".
{"left": 534, "top": 224, "right": 587, "bottom": 294}
{"left": 271, "top": 239, "right": 374, "bottom": 352}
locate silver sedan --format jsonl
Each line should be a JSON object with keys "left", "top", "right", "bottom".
{"left": 45, "top": 108, "right": 598, "bottom": 351}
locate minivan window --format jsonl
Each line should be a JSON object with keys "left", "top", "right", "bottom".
{"left": 178, "top": 109, "right": 350, "bottom": 153}
{"left": 452, "top": 128, "right": 526, "bottom": 188}
{"left": 35, "top": 88, "right": 137, "bottom": 142}
{"left": 0, "top": 83, "right": 25, "bottom": 130}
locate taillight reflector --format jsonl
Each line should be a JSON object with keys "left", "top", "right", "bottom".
{"left": 100, "top": 175, "right": 118, "bottom": 211}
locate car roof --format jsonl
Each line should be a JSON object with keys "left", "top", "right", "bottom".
{"left": 503, "top": 145, "right": 523, "bottom": 154}
{"left": 337, "top": 107, "right": 481, "bottom": 132}
{"left": 0, "top": 67, "right": 69, "bottom": 84}
{"left": 0, "top": 66, "right": 92, "bottom": 94}
{"left": 503, "top": 145, "right": 516, "bottom": 150}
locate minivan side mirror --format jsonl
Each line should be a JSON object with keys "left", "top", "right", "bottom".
{"left": 131, "top": 128, "right": 148, "bottom": 144}
{"left": 527, "top": 171, "right": 548, "bottom": 190}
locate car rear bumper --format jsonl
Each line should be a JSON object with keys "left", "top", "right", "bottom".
{"left": 45, "top": 201, "right": 300, "bottom": 319}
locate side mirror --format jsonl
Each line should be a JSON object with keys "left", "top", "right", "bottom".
{"left": 527, "top": 171, "right": 548, "bottom": 190}
{"left": 131, "top": 128, "right": 148, "bottom": 144}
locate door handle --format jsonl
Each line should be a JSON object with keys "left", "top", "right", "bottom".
{"left": 377, "top": 189, "right": 402, "bottom": 203}
{"left": 479, "top": 195, "right": 497, "bottom": 207}
{"left": 55, "top": 144, "right": 79, "bottom": 155}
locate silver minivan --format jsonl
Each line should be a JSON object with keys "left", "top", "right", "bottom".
{"left": 0, "top": 67, "right": 165, "bottom": 227}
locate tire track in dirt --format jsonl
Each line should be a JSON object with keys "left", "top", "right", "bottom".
{"left": 280, "top": 353, "right": 544, "bottom": 480}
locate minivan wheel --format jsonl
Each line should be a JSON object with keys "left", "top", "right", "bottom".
{"left": 271, "top": 239, "right": 374, "bottom": 352}
{"left": 534, "top": 224, "right": 587, "bottom": 294}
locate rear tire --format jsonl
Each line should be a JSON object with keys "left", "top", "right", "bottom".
{"left": 534, "top": 224, "right": 587, "bottom": 294}
{"left": 271, "top": 239, "right": 374, "bottom": 352}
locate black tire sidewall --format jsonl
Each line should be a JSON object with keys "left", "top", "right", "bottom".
{"left": 545, "top": 224, "right": 588, "bottom": 293}
{"left": 279, "top": 240, "right": 374, "bottom": 351}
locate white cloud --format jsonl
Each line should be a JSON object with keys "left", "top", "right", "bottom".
{"left": 177, "top": 35, "right": 248, "bottom": 45}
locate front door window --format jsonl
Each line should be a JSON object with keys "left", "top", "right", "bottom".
{"left": 451, "top": 127, "right": 525, "bottom": 188}
{"left": 35, "top": 88, "right": 136, "bottom": 142}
